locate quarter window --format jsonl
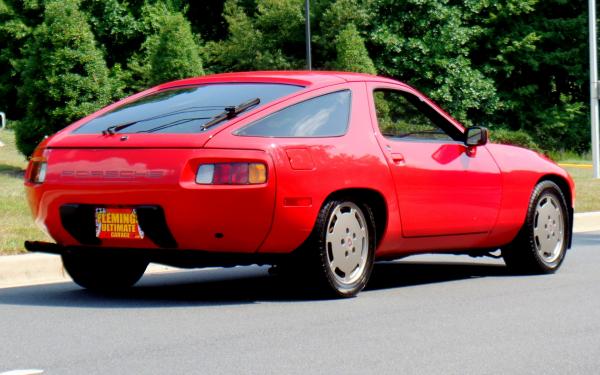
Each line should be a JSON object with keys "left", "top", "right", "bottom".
{"left": 235, "top": 90, "right": 351, "bottom": 137}
{"left": 373, "top": 89, "right": 458, "bottom": 141}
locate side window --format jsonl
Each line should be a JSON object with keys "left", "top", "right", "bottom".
{"left": 235, "top": 90, "right": 351, "bottom": 137}
{"left": 373, "top": 89, "right": 454, "bottom": 141}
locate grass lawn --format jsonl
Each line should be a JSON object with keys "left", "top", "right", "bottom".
{"left": 0, "top": 130, "right": 51, "bottom": 254}
{"left": 0, "top": 128, "right": 599, "bottom": 255}
{"left": 562, "top": 165, "right": 600, "bottom": 213}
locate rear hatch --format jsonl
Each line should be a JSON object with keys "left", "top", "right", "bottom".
{"left": 49, "top": 82, "right": 304, "bottom": 148}
{"left": 32, "top": 83, "right": 302, "bottom": 252}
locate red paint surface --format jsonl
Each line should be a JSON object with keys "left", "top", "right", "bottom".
{"left": 285, "top": 148, "right": 315, "bottom": 170}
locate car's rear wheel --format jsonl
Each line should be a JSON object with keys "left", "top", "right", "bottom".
{"left": 62, "top": 252, "right": 148, "bottom": 291}
{"left": 502, "top": 181, "right": 569, "bottom": 274}
{"left": 305, "top": 199, "right": 376, "bottom": 297}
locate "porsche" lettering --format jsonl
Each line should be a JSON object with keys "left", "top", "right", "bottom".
{"left": 61, "top": 170, "right": 165, "bottom": 179}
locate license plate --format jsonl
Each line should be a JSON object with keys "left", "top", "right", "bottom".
{"left": 95, "top": 208, "right": 144, "bottom": 239}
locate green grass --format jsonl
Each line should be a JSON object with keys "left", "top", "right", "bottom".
{"left": 0, "top": 128, "right": 599, "bottom": 255}
{"left": 562, "top": 165, "right": 600, "bottom": 213}
{"left": 548, "top": 150, "right": 592, "bottom": 164}
{"left": 0, "top": 130, "right": 50, "bottom": 254}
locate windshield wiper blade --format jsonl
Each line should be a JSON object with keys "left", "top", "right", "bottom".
{"left": 200, "top": 97, "right": 260, "bottom": 131}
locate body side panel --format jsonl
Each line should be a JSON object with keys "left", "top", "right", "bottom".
{"left": 484, "top": 143, "right": 575, "bottom": 247}
{"left": 205, "top": 82, "right": 403, "bottom": 254}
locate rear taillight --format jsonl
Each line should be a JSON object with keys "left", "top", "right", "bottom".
{"left": 196, "top": 162, "right": 267, "bottom": 185}
{"left": 28, "top": 159, "right": 47, "bottom": 184}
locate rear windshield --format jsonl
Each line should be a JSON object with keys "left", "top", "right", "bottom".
{"left": 73, "top": 83, "right": 303, "bottom": 134}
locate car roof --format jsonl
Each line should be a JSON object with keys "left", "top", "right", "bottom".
{"left": 157, "top": 71, "right": 404, "bottom": 91}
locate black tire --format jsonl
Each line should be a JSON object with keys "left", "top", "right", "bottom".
{"left": 302, "top": 199, "right": 376, "bottom": 298}
{"left": 502, "top": 180, "right": 569, "bottom": 274}
{"left": 62, "top": 252, "right": 148, "bottom": 291}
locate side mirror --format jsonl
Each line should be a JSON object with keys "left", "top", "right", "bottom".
{"left": 465, "top": 126, "right": 489, "bottom": 147}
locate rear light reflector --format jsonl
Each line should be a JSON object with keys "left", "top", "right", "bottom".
{"left": 28, "top": 160, "right": 47, "bottom": 184}
{"left": 196, "top": 162, "right": 267, "bottom": 185}
{"left": 195, "top": 164, "right": 215, "bottom": 184}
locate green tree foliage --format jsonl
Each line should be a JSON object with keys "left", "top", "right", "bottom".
{"left": 207, "top": 0, "right": 306, "bottom": 71}
{"left": 81, "top": 0, "right": 143, "bottom": 68}
{"left": 16, "top": 0, "right": 113, "bottom": 156}
{"left": 146, "top": 12, "right": 205, "bottom": 85}
{"left": 0, "top": 0, "right": 593, "bottom": 155}
{"left": 473, "top": 0, "right": 588, "bottom": 152}
{"left": 0, "top": 0, "right": 40, "bottom": 121}
{"left": 334, "top": 23, "right": 376, "bottom": 74}
{"left": 125, "top": 4, "right": 204, "bottom": 90}
{"left": 490, "top": 128, "right": 541, "bottom": 152}
{"left": 315, "top": 0, "right": 373, "bottom": 66}
{"left": 185, "top": 0, "right": 227, "bottom": 42}
{"left": 369, "top": 0, "right": 500, "bottom": 124}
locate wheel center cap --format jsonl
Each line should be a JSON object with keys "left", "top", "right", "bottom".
{"left": 347, "top": 237, "right": 353, "bottom": 247}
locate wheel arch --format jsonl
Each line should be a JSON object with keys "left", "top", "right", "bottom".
{"left": 537, "top": 174, "right": 574, "bottom": 249}
{"left": 323, "top": 188, "right": 388, "bottom": 247}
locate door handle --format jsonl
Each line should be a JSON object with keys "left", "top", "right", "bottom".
{"left": 392, "top": 153, "right": 405, "bottom": 165}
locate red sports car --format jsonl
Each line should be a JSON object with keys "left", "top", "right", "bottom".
{"left": 24, "top": 71, "right": 574, "bottom": 297}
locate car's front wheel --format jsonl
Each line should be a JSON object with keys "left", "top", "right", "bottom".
{"left": 502, "top": 180, "right": 569, "bottom": 274}
{"left": 305, "top": 199, "right": 376, "bottom": 298}
{"left": 62, "top": 252, "right": 148, "bottom": 291}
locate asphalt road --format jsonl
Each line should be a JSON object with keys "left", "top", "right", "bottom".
{"left": 1, "top": 233, "right": 599, "bottom": 375}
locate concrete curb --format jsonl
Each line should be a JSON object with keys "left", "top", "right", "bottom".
{"left": 1, "top": 212, "right": 599, "bottom": 289}
{"left": 573, "top": 211, "right": 600, "bottom": 234}
{"left": 0, "top": 254, "right": 177, "bottom": 289}
{"left": 0, "top": 253, "right": 66, "bottom": 288}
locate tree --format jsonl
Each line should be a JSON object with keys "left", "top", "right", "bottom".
{"left": 0, "top": 0, "right": 41, "bottom": 123}
{"left": 0, "top": 0, "right": 593, "bottom": 155}
{"left": 472, "top": 0, "right": 588, "bottom": 152}
{"left": 207, "top": 0, "right": 305, "bottom": 72}
{"left": 125, "top": 5, "right": 204, "bottom": 90}
{"left": 16, "top": 0, "right": 113, "bottom": 156}
{"left": 185, "top": 0, "right": 227, "bottom": 42}
{"left": 368, "top": 0, "right": 499, "bottom": 124}
{"left": 81, "top": 0, "right": 143, "bottom": 68}
{"left": 313, "top": 0, "right": 373, "bottom": 68}
{"left": 334, "top": 23, "right": 376, "bottom": 74}
{"left": 147, "top": 12, "right": 204, "bottom": 85}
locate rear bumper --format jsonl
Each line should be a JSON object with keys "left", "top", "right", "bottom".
{"left": 24, "top": 241, "right": 289, "bottom": 268}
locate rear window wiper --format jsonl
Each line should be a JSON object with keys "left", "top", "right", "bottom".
{"left": 200, "top": 98, "right": 260, "bottom": 132}
{"left": 101, "top": 106, "right": 225, "bottom": 135}
{"left": 143, "top": 98, "right": 259, "bottom": 133}
{"left": 136, "top": 97, "right": 260, "bottom": 133}
{"left": 103, "top": 120, "right": 136, "bottom": 135}
{"left": 140, "top": 116, "right": 212, "bottom": 133}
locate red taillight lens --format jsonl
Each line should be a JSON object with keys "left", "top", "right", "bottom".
{"left": 213, "top": 163, "right": 232, "bottom": 184}
{"left": 230, "top": 163, "right": 249, "bottom": 184}
{"left": 196, "top": 162, "right": 267, "bottom": 185}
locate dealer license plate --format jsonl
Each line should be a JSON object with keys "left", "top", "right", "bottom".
{"left": 95, "top": 208, "right": 145, "bottom": 239}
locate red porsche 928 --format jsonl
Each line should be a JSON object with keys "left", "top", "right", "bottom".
{"left": 24, "top": 71, "right": 574, "bottom": 297}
